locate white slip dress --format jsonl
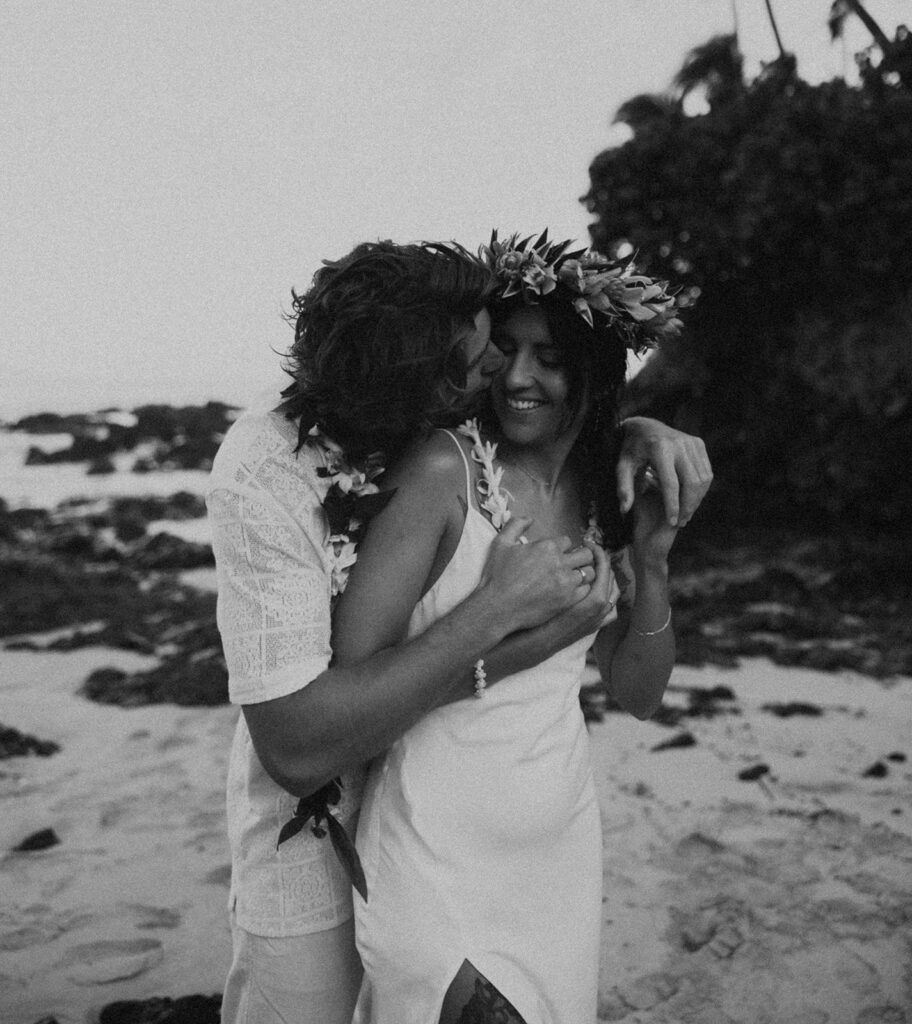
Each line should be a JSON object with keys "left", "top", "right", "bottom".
{"left": 352, "top": 430, "right": 608, "bottom": 1024}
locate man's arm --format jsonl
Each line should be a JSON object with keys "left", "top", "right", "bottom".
{"left": 617, "top": 418, "right": 712, "bottom": 527}
{"left": 244, "top": 519, "right": 589, "bottom": 798}
{"left": 239, "top": 438, "right": 593, "bottom": 800}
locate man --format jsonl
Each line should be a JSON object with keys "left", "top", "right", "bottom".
{"left": 207, "top": 240, "right": 711, "bottom": 1023}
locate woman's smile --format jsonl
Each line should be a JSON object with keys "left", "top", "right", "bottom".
{"left": 503, "top": 395, "right": 548, "bottom": 413}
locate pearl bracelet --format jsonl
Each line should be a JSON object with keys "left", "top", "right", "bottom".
{"left": 631, "top": 608, "right": 672, "bottom": 638}
{"left": 473, "top": 659, "right": 487, "bottom": 698}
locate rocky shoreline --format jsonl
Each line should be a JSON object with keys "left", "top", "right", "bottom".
{"left": 12, "top": 404, "right": 238, "bottom": 476}
{"left": 3, "top": 408, "right": 911, "bottom": 717}
{"left": 2, "top": 408, "right": 911, "bottom": 1023}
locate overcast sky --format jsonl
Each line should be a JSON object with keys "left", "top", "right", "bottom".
{"left": 2, "top": 0, "right": 907, "bottom": 417}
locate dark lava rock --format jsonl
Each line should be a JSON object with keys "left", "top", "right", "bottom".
{"left": 83, "top": 646, "right": 227, "bottom": 707}
{"left": 0, "top": 555, "right": 137, "bottom": 637}
{"left": 684, "top": 685, "right": 739, "bottom": 719}
{"left": 651, "top": 731, "right": 697, "bottom": 752}
{"left": 114, "top": 514, "right": 148, "bottom": 543}
{"left": 886, "top": 752, "right": 907, "bottom": 762}
{"left": 83, "top": 667, "right": 129, "bottom": 697}
{"left": 0, "top": 503, "right": 51, "bottom": 537}
{"left": 87, "top": 456, "right": 117, "bottom": 475}
{"left": 650, "top": 705, "right": 686, "bottom": 728}
{"left": 98, "top": 993, "right": 221, "bottom": 1024}
{"left": 0, "top": 724, "right": 60, "bottom": 759}
{"left": 126, "top": 533, "right": 213, "bottom": 570}
{"left": 737, "top": 763, "right": 771, "bottom": 781}
{"left": 12, "top": 402, "right": 237, "bottom": 471}
{"left": 668, "top": 531, "right": 912, "bottom": 678}
{"left": 862, "top": 761, "right": 889, "bottom": 778}
{"left": 761, "top": 702, "right": 824, "bottom": 718}
{"left": 111, "top": 492, "right": 207, "bottom": 522}
{"left": 14, "top": 828, "right": 60, "bottom": 852}
{"left": 642, "top": 686, "right": 740, "bottom": 730}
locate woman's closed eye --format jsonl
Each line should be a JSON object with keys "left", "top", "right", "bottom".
{"left": 536, "top": 350, "right": 565, "bottom": 369}
{"left": 493, "top": 339, "right": 563, "bottom": 370}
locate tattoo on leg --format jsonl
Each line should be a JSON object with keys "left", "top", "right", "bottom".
{"left": 454, "top": 976, "right": 527, "bottom": 1024}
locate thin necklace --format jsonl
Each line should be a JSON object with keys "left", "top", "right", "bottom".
{"left": 502, "top": 458, "right": 555, "bottom": 489}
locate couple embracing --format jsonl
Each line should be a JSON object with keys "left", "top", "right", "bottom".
{"left": 207, "top": 233, "right": 711, "bottom": 1024}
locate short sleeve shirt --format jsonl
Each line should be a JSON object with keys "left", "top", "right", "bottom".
{"left": 206, "top": 396, "right": 364, "bottom": 937}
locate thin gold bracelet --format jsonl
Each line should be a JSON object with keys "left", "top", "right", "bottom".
{"left": 631, "top": 608, "right": 672, "bottom": 637}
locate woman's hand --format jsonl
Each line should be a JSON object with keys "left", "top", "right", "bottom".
{"left": 480, "top": 515, "right": 596, "bottom": 633}
{"left": 474, "top": 539, "right": 620, "bottom": 687}
{"left": 527, "top": 540, "right": 620, "bottom": 650}
{"left": 616, "top": 417, "right": 712, "bottom": 527}
{"left": 631, "top": 471, "right": 679, "bottom": 565}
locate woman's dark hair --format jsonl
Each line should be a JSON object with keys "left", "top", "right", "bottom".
{"left": 279, "top": 240, "right": 495, "bottom": 461}
{"left": 488, "top": 292, "right": 632, "bottom": 549}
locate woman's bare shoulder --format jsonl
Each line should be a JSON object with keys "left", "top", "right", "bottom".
{"left": 384, "top": 429, "right": 471, "bottom": 493}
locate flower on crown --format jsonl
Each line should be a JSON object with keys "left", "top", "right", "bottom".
{"left": 479, "top": 230, "right": 684, "bottom": 354}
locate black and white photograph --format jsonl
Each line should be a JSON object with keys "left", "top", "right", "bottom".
{"left": 2, "top": 3, "right": 910, "bottom": 1022}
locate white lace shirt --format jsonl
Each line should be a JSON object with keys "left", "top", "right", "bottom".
{"left": 206, "top": 396, "right": 363, "bottom": 937}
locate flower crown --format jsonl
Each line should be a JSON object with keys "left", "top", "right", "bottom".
{"left": 479, "top": 230, "right": 683, "bottom": 354}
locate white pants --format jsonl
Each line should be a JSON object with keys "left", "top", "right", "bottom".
{"left": 222, "top": 915, "right": 362, "bottom": 1024}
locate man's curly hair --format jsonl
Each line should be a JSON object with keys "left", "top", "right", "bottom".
{"left": 279, "top": 240, "right": 495, "bottom": 461}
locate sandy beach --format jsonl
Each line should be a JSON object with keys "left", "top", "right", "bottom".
{"left": 2, "top": 646, "right": 910, "bottom": 1024}
{"left": 1, "top": 643, "right": 236, "bottom": 1023}
{"left": 2, "top": 417, "right": 910, "bottom": 1023}
{"left": 591, "top": 661, "right": 912, "bottom": 1023}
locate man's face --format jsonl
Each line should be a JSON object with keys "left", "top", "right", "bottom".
{"left": 458, "top": 308, "right": 503, "bottom": 397}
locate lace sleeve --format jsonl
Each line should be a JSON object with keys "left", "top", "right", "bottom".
{"left": 208, "top": 485, "right": 333, "bottom": 705}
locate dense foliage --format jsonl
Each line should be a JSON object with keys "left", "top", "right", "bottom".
{"left": 582, "top": 29, "right": 912, "bottom": 535}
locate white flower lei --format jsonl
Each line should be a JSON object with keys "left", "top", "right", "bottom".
{"left": 457, "top": 419, "right": 603, "bottom": 545}
{"left": 457, "top": 419, "right": 514, "bottom": 529}
{"left": 305, "top": 425, "right": 387, "bottom": 598}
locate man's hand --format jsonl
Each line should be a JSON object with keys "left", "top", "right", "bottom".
{"left": 535, "top": 540, "right": 620, "bottom": 649}
{"left": 617, "top": 417, "right": 712, "bottom": 527}
{"left": 480, "top": 515, "right": 594, "bottom": 633}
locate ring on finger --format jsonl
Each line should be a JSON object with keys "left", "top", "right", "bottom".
{"left": 576, "top": 567, "right": 587, "bottom": 584}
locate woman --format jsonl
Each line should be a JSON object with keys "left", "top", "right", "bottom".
{"left": 333, "top": 232, "right": 683, "bottom": 1024}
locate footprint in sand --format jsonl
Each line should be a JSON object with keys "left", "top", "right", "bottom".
{"left": 672, "top": 895, "right": 749, "bottom": 960}
{"left": 0, "top": 905, "right": 94, "bottom": 952}
{"left": 119, "top": 903, "right": 183, "bottom": 929}
{"left": 618, "top": 970, "right": 680, "bottom": 1010}
{"left": 598, "top": 972, "right": 695, "bottom": 1021}
{"left": 59, "top": 937, "right": 163, "bottom": 984}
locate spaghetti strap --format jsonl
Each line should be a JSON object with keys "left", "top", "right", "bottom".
{"left": 439, "top": 429, "right": 473, "bottom": 507}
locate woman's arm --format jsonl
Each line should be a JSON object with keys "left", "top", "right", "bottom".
{"left": 592, "top": 547, "right": 674, "bottom": 720}
{"left": 592, "top": 484, "right": 677, "bottom": 720}
{"left": 331, "top": 432, "right": 470, "bottom": 664}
